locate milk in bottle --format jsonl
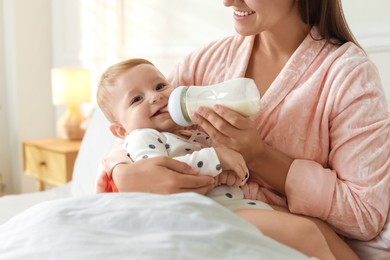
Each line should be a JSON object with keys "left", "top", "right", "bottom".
{"left": 168, "top": 78, "right": 260, "bottom": 126}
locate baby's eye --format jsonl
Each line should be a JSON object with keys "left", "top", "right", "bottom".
{"left": 155, "top": 83, "right": 166, "bottom": 91}
{"left": 131, "top": 96, "right": 143, "bottom": 104}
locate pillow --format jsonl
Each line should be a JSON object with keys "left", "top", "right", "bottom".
{"left": 71, "top": 108, "right": 115, "bottom": 196}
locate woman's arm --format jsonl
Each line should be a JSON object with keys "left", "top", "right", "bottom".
{"left": 112, "top": 157, "right": 215, "bottom": 194}
{"left": 193, "top": 76, "right": 390, "bottom": 240}
{"left": 97, "top": 130, "right": 216, "bottom": 195}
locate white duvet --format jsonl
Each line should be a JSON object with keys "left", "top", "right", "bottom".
{"left": 0, "top": 192, "right": 311, "bottom": 260}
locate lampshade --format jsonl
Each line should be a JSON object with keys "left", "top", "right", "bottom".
{"left": 51, "top": 68, "right": 91, "bottom": 105}
{"left": 51, "top": 68, "right": 91, "bottom": 140}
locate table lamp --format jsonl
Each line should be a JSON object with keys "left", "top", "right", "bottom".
{"left": 51, "top": 68, "right": 91, "bottom": 140}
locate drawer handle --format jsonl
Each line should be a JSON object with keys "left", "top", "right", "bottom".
{"left": 39, "top": 161, "right": 47, "bottom": 167}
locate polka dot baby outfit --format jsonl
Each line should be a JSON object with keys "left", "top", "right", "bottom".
{"left": 124, "top": 128, "right": 272, "bottom": 211}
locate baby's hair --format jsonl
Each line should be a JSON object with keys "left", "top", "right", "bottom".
{"left": 97, "top": 58, "right": 154, "bottom": 122}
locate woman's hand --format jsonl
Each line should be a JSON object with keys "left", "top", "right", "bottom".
{"left": 112, "top": 157, "right": 215, "bottom": 194}
{"left": 193, "top": 105, "right": 264, "bottom": 162}
{"left": 193, "top": 105, "right": 293, "bottom": 194}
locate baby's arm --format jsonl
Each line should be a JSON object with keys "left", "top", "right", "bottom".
{"left": 174, "top": 147, "right": 221, "bottom": 177}
{"left": 125, "top": 129, "right": 248, "bottom": 186}
{"left": 172, "top": 145, "right": 249, "bottom": 187}
{"left": 213, "top": 147, "right": 249, "bottom": 187}
{"left": 175, "top": 146, "right": 248, "bottom": 187}
{"left": 124, "top": 128, "right": 169, "bottom": 161}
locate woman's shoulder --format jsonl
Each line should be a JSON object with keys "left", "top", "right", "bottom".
{"left": 322, "top": 41, "right": 387, "bottom": 111}
{"left": 326, "top": 40, "right": 372, "bottom": 68}
{"left": 306, "top": 27, "right": 372, "bottom": 69}
{"left": 325, "top": 41, "right": 381, "bottom": 83}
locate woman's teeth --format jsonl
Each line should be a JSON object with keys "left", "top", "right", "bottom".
{"left": 234, "top": 10, "right": 255, "bottom": 17}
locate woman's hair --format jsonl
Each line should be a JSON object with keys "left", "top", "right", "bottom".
{"left": 298, "top": 0, "right": 361, "bottom": 48}
{"left": 97, "top": 58, "right": 154, "bottom": 122}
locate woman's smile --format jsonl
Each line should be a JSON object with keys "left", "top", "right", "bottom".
{"left": 234, "top": 10, "right": 255, "bottom": 17}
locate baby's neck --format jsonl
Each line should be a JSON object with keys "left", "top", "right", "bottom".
{"left": 172, "top": 126, "right": 198, "bottom": 138}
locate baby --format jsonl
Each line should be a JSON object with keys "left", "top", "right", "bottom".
{"left": 97, "top": 58, "right": 267, "bottom": 211}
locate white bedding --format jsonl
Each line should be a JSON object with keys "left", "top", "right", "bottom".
{"left": 0, "top": 192, "right": 311, "bottom": 260}
{"left": 0, "top": 185, "right": 70, "bottom": 225}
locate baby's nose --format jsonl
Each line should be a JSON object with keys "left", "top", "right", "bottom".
{"left": 151, "top": 93, "right": 163, "bottom": 103}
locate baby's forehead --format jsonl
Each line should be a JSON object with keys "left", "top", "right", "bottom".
{"left": 132, "top": 64, "right": 165, "bottom": 78}
{"left": 123, "top": 66, "right": 166, "bottom": 85}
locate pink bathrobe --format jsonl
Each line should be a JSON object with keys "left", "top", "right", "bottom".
{"left": 97, "top": 27, "right": 390, "bottom": 241}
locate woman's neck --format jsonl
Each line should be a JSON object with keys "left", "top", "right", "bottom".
{"left": 257, "top": 17, "right": 310, "bottom": 61}
{"left": 246, "top": 9, "right": 310, "bottom": 96}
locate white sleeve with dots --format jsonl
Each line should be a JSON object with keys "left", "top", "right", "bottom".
{"left": 124, "top": 128, "right": 169, "bottom": 161}
{"left": 174, "top": 147, "right": 222, "bottom": 177}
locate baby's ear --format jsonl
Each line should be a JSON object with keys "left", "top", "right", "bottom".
{"left": 109, "top": 122, "right": 127, "bottom": 139}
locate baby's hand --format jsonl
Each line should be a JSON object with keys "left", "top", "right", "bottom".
{"left": 214, "top": 147, "right": 249, "bottom": 187}
{"left": 214, "top": 170, "right": 241, "bottom": 187}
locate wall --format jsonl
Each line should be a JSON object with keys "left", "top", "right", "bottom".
{"left": 343, "top": 0, "right": 390, "bottom": 105}
{"left": 1, "top": 0, "right": 55, "bottom": 194}
{"left": 119, "top": 0, "right": 234, "bottom": 76}
{"left": 51, "top": 0, "right": 234, "bottom": 95}
{"left": 0, "top": 0, "right": 9, "bottom": 194}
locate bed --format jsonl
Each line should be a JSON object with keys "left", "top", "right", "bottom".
{"left": 0, "top": 108, "right": 389, "bottom": 259}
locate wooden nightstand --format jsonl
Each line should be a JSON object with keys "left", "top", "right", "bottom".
{"left": 22, "top": 138, "right": 81, "bottom": 191}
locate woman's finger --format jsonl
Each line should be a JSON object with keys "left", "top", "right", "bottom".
{"left": 193, "top": 108, "right": 230, "bottom": 143}
{"left": 181, "top": 183, "right": 216, "bottom": 195}
{"left": 194, "top": 105, "right": 252, "bottom": 139}
{"left": 175, "top": 174, "right": 215, "bottom": 194}
{"left": 213, "top": 104, "right": 252, "bottom": 130}
{"left": 193, "top": 107, "right": 233, "bottom": 139}
{"left": 155, "top": 156, "right": 200, "bottom": 175}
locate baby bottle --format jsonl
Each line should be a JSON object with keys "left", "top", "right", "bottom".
{"left": 168, "top": 78, "right": 260, "bottom": 126}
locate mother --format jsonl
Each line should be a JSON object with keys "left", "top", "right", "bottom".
{"left": 97, "top": 0, "right": 389, "bottom": 243}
